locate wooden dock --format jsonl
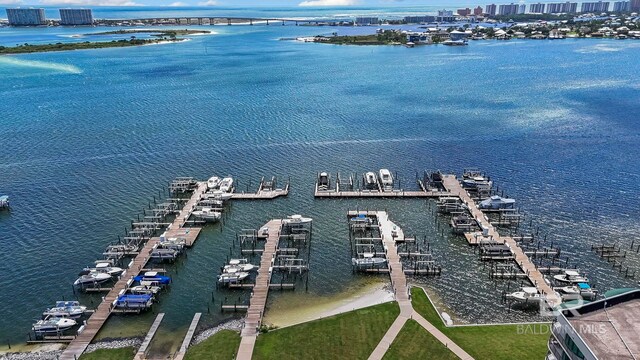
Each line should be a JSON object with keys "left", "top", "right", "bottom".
{"left": 59, "top": 184, "right": 206, "bottom": 360}
{"left": 316, "top": 189, "right": 449, "bottom": 198}
{"left": 237, "top": 219, "right": 283, "bottom": 360}
{"left": 173, "top": 313, "right": 201, "bottom": 360}
{"left": 133, "top": 313, "right": 164, "bottom": 360}
{"left": 375, "top": 212, "right": 409, "bottom": 302}
{"left": 230, "top": 182, "right": 289, "bottom": 200}
{"left": 442, "top": 175, "right": 561, "bottom": 307}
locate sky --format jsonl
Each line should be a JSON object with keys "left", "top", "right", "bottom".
{"left": 0, "top": 0, "right": 474, "bottom": 8}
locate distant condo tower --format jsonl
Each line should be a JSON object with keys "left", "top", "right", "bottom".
{"left": 629, "top": 0, "right": 640, "bottom": 10}
{"left": 485, "top": 3, "right": 497, "bottom": 15}
{"left": 59, "top": 8, "right": 94, "bottom": 26}
{"left": 529, "top": 3, "right": 546, "bottom": 13}
{"left": 581, "top": 1, "right": 610, "bottom": 12}
{"left": 6, "top": 8, "right": 46, "bottom": 26}
{"left": 613, "top": 0, "right": 630, "bottom": 11}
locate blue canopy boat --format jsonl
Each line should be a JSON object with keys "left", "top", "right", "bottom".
{"left": 115, "top": 294, "right": 154, "bottom": 309}
{"left": 134, "top": 271, "right": 171, "bottom": 285}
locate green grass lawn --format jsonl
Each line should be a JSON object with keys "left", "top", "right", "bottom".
{"left": 411, "top": 287, "right": 550, "bottom": 360}
{"left": 184, "top": 330, "right": 241, "bottom": 360}
{"left": 79, "top": 347, "right": 135, "bottom": 360}
{"left": 253, "top": 301, "right": 400, "bottom": 360}
{"left": 383, "top": 319, "right": 459, "bottom": 360}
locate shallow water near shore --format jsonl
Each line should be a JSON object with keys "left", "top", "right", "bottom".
{"left": 1, "top": 16, "right": 640, "bottom": 354}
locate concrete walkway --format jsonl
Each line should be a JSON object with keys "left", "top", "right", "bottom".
{"left": 367, "top": 210, "right": 474, "bottom": 360}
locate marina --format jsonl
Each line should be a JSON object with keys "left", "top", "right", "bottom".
{"left": 1, "top": 8, "right": 640, "bottom": 358}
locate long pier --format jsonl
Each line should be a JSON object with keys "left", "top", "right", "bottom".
{"left": 134, "top": 313, "right": 164, "bottom": 360}
{"left": 316, "top": 190, "right": 449, "bottom": 198}
{"left": 237, "top": 219, "right": 283, "bottom": 360}
{"left": 174, "top": 313, "right": 202, "bottom": 360}
{"left": 442, "top": 175, "right": 561, "bottom": 307}
{"left": 59, "top": 184, "right": 208, "bottom": 360}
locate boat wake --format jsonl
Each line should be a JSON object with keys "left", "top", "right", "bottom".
{"left": 0, "top": 57, "right": 82, "bottom": 74}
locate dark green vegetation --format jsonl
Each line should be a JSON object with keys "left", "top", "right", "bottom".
{"left": 382, "top": 319, "right": 459, "bottom": 360}
{"left": 89, "top": 29, "right": 210, "bottom": 37}
{"left": 0, "top": 38, "right": 182, "bottom": 55}
{"left": 411, "top": 287, "right": 550, "bottom": 360}
{"left": 0, "top": 29, "right": 208, "bottom": 55}
{"left": 78, "top": 347, "right": 135, "bottom": 360}
{"left": 184, "top": 330, "right": 241, "bottom": 360}
{"left": 253, "top": 302, "right": 400, "bottom": 360}
{"left": 318, "top": 30, "right": 407, "bottom": 45}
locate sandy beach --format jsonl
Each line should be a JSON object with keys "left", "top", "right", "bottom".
{"left": 263, "top": 280, "right": 394, "bottom": 329}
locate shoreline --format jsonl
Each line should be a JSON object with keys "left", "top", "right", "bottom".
{"left": 263, "top": 281, "right": 395, "bottom": 329}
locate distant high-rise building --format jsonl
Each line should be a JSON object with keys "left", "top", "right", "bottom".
{"left": 403, "top": 15, "right": 435, "bottom": 23}
{"left": 581, "top": 1, "right": 610, "bottom": 12}
{"left": 518, "top": 4, "right": 527, "bottom": 13}
{"left": 530, "top": 3, "right": 546, "bottom": 12}
{"left": 485, "top": 3, "right": 498, "bottom": 15}
{"left": 355, "top": 17, "right": 379, "bottom": 25}
{"left": 629, "top": 0, "right": 640, "bottom": 10}
{"left": 613, "top": 1, "right": 630, "bottom": 11}
{"left": 498, "top": 3, "right": 519, "bottom": 15}
{"left": 457, "top": 8, "right": 472, "bottom": 16}
{"left": 547, "top": 1, "right": 578, "bottom": 13}
{"left": 437, "top": 9, "right": 454, "bottom": 17}
{"left": 474, "top": 6, "right": 484, "bottom": 15}
{"left": 59, "top": 9, "right": 93, "bottom": 25}
{"left": 6, "top": 8, "right": 46, "bottom": 26}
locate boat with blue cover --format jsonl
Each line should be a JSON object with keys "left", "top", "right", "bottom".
{"left": 134, "top": 271, "right": 171, "bottom": 285}
{"left": 115, "top": 294, "right": 154, "bottom": 309}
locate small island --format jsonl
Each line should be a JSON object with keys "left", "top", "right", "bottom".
{"left": 0, "top": 29, "right": 211, "bottom": 55}
{"left": 314, "top": 30, "right": 408, "bottom": 45}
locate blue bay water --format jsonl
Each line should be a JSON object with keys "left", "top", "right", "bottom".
{"left": 1, "top": 18, "right": 640, "bottom": 351}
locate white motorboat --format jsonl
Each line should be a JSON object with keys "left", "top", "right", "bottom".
{"left": 318, "top": 172, "right": 330, "bottom": 191}
{"left": 217, "top": 268, "right": 250, "bottom": 283}
{"left": 505, "top": 287, "right": 545, "bottom": 304}
{"left": 32, "top": 316, "right": 77, "bottom": 333}
{"left": 379, "top": 169, "right": 393, "bottom": 188}
{"left": 442, "top": 39, "right": 468, "bottom": 46}
{"left": 88, "top": 262, "right": 123, "bottom": 277}
{"left": 224, "top": 259, "right": 256, "bottom": 272}
{"left": 150, "top": 247, "right": 179, "bottom": 260}
{"left": 352, "top": 253, "right": 387, "bottom": 267}
{"left": 219, "top": 177, "right": 234, "bottom": 193}
{"left": 283, "top": 214, "right": 313, "bottom": 225}
{"left": 555, "top": 282, "right": 597, "bottom": 301}
{"left": 74, "top": 270, "right": 111, "bottom": 287}
{"left": 159, "top": 236, "right": 186, "bottom": 250}
{"left": 364, "top": 172, "right": 377, "bottom": 188}
{"left": 207, "top": 176, "right": 221, "bottom": 190}
{"left": 129, "top": 285, "right": 162, "bottom": 295}
{"left": 204, "top": 190, "right": 233, "bottom": 201}
{"left": 553, "top": 270, "right": 589, "bottom": 284}
{"left": 479, "top": 195, "right": 516, "bottom": 210}
{"left": 0, "top": 195, "right": 8, "bottom": 209}
{"left": 192, "top": 207, "right": 222, "bottom": 222}
{"left": 43, "top": 301, "right": 87, "bottom": 318}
